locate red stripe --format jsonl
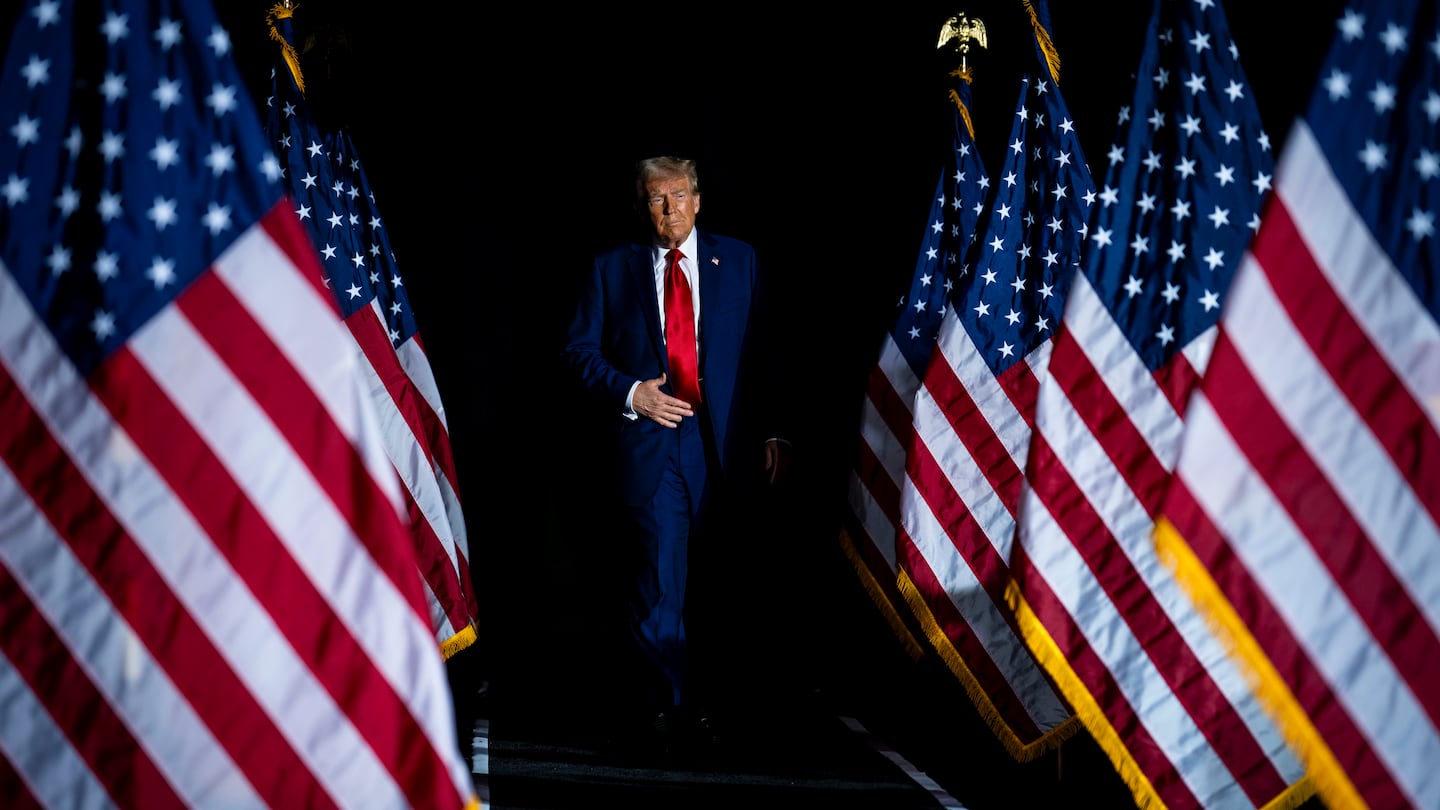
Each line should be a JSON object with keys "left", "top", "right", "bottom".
{"left": 1023, "top": 431, "right": 1290, "bottom": 804}
{"left": 918, "top": 347, "right": 1026, "bottom": 517}
{"left": 0, "top": 748, "right": 43, "bottom": 810}
{"left": 0, "top": 566, "right": 183, "bottom": 810}
{"left": 851, "top": 436, "right": 901, "bottom": 555}
{"left": 1161, "top": 474, "right": 1408, "bottom": 809}
{"left": 897, "top": 528, "right": 1043, "bottom": 741}
{"left": 1254, "top": 200, "right": 1440, "bottom": 526}
{"left": 867, "top": 360, "right": 919, "bottom": 464}
{"left": 346, "top": 307, "right": 460, "bottom": 504}
{"left": 265, "top": 203, "right": 471, "bottom": 633}
{"left": 1150, "top": 341, "right": 1200, "bottom": 421}
{"left": 1200, "top": 321, "right": 1440, "bottom": 734}
{"left": 1043, "top": 329, "right": 1172, "bottom": 514}
{"left": 0, "top": 357, "right": 324, "bottom": 809}
{"left": 1008, "top": 541, "right": 1198, "bottom": 808}
{"left": 153, "top": 260, "right": 462, "bottom": 809}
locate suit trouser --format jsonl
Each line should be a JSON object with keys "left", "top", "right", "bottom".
{"left": 625, "top": 414, "right": 709, "bottom": 710}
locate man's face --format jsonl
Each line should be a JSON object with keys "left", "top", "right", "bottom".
{"left": 645, "top": 175, "right": 700, "bottom": 248}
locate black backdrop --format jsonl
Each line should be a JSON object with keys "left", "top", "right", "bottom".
{"left": 214, "top": 0, "right": 1344, "bottom": 727}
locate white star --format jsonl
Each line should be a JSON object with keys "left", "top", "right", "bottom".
{"left": 1005, "top": 310, "right": 1022, "bottom": 326}
{"left": 94, "top": 250, "right": 119, "bottom": 281}
{"left": 989, "top": 235, "right": 1005, "bottom": 253}
{"left": 1161, "top": 281, "right": 1180, "bottom": 303}
{"left": 21, "top": 55, "right": 49, "bottom": 88}
{"left": 153, "top": 76, "right": 182, "bottom": 110}
{"left": 1038, "top": 282, "right": 1054, "bottom": 299}
{"left": 996, "top": 203, "right": 1011, "bottom": 220}
{"left": 1358, "top": 140, "right": 1388, "bottom": 172}
{"left": 202, "top": 143, "right": 235, "bottom": 176}
{"left": 97, "top": 190, "right": 121, "bottom": 221}
{"left": 346, "top": 283, "right": 364, "bottom": 300}
{"left": 1124, "top": 276, "right": 1143, "bottom": 297}
{"left": 1338, "top": 9, "right": 1365, "bottom": 41}
{"left": 931, "top": 218, "right": 943, "bottom": 234}
{"left": 100, "top": 11, "right": 130, "bottom": 43}
{"left": 1417, "top": 149, "right": 1440, "bottom": 180}
{"left": 1034, "top": 315, "right": 1050, "bottom": 332}
{"left": 207, "top": 24, "right": 232, "bottom": 56}
{"left": 99, "top": 71, "right": 127, "bottom": 103}
{"left": 1167, "top": 240, "right": 1187, "bottom": 263}
{"left": 1154, "top": 66, "right": 1171, "bottom": 89}
{"left": 1184, "top": 72, "right": 1206, "bottom": 95}
{"left": 982, "top": 268, "right": 998, "bottom": 285}
{"left": 1107, "top": 145, "right": 1126, "bottom": 167}
{"left": 55, "top": 185, "right": 79, "bottom": 218}
{"left": 1010, "top": 276, "right": 1027, "bottom": 293}
{"left": 1219, "top": 123, "right": 1240, "bottom": 144}
{"left": 147, "top": 196, "right": 178, "bottom": 230}
{"left": 1208, "top": 206, "right": 1230, "bottom": 228}
{"left": 1189, "top": 31, "right": 1211, "bottom": 52}
{"left": 154, "top": 17, "right": 182, "bottom": 50}
{"left": 1130, "top": 234, "right": 1150, "bottom": 255}
{"left": 1180, "top": 115, "right": 1202, "bottom": 137}
{"left": 1003, "top": 170, "right": 1018, "bottom": 187}
{"left": 1155, "top": 323, "right": 1176, "bottom": 345}
{"left": 295, "top": 204, "right": 311, "bottom": 221}
{"left": 1137, "top": 192, "right": 1157, "bottom": 214}
{"left": 260, "top": 153, "right": 282, "bottom": 182}
{"left": 1252, "top": 171, "right": 1273, "bottom": 193}
{"left": 1204, "top": 247, "right": 1225, "bottom": 271}
{"left": 1380, "top": 22, "right": 1408, "bottom": 54}
{"left": 148, "top": 136, "right": 179, "bottom": 170}
{"left": 206, "top": 82, "right": 238, "bottom": 115}
{"left": 998, "top": 341, "right": 1015, "bottom": 358}
{"left": 1175, "top": 157, "right": 1197, "bottom": 178}
{"left": 146, "top": 256, "right": 176, "bottom": 288}
{"left": 973, "top": 301, "right": 990, "bottom": 317}
{"left": 1148, "top": 109, "right": 1166, "bottom": 130}
{"left": 1224, "top": 80, "right": 1244, "bottom": 101}
{"left": 1323, "top": 68, "right": 1351, "bottom": 101}
{"left": 1426, "top": 91, "right": 1440, "bottom": 123}
{"left": 1143, "top": 151, "right": 1163, "bottom": 172}
{"left": 351, "top": 252, "right": 366, "bottom": 268}
{"left": 1092, "top": 227, "right": 1113, "bottom": 248}
{"left": 10, "top": 114, "right": 39, "bottom": 147}
{"left": 90, "top": 309, "right": 117, "bottom": 341}
{"left": 1199, "top": 289, "right": 1220, "bottom": 311}
{"left": 1100, "top": 186, "right": 1120, "bottom": 206}
{"left": 1171, "top": 199, "right": 1191, "bottom": 221}
{"left": 1214, "top": 164, "right": 1236, "bottom": 186}
{"left": 32, "top": 0, "right": 60, "bottom": 28}
{"left": 327, "top": 212, "right": 343, "bottom": 228}
{"left": 45, "top": 243, "right": 70, "bottom": 275}
{"left": 99, "top": 130, "right": 125, "bottom": 163}
{"left": 203, "top": 203, "right": 232, "bottom": 235}
{"left": 1406, "top": 207, "right": 1434, "bottom": 241}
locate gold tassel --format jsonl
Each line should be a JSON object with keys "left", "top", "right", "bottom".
{"left": 948, "top": 66, "right": 977, "bottom": 142}
{"left": 1022, "top": 0, "right": 1062, "bottom": 85}
{"left": 266, "top": 2, "right": 306, "bottom": 96}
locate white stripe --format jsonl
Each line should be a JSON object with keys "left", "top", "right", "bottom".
{"left": 1279, "top": 122, "right": 1440, "bottom": 436}
{"left": 395, "top": 335, "right": 448, "bottom": 431}
{"left": 1021, "top": 343, "right": 1303, "bottom": 787}
{"left": 127, "top": 312, "right": 458, "bottom": 806}
{"left": 1229, "top": 245, "right": 1440, "bottom": 637}
{"left": 900, "top": 470, "right": 1069, "bottom": 728}
{"left": 0, "top": 460, "right": 265, "bottom": 808}
{"left": 1059, "top": 275, "right": 1184, "bottom": 464}
{"left": 840, "top": 715, "right": 969, "bottom": 809}
{"left": 213, "top": 228, "right": 402, "bottom": 510}
{"left": 0, "top": 653, "right": 113, "bottom": 810}
{"left": 1175, "top": 391, "right": 1440, "bottom": 808}
{"left": 1015, "top": 494, "right": 1257, "bottom": 808}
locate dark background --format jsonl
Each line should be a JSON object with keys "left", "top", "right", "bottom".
{"left": 217, "top": 0, "right": 1345, "bottom": 773}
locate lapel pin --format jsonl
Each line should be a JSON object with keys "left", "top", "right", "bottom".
{"left": 711, "top": 257, "right": 719, "bottom": 265}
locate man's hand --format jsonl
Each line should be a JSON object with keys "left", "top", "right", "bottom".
{"left": 764, "top": 438, "right": 793, "bottom": 485}
{"left": 633, "top": 373, "right": 695, "bottom": 428}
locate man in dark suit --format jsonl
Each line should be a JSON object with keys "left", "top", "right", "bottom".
{"left": 562, "top": 155, "right": 790, "bottom": 758}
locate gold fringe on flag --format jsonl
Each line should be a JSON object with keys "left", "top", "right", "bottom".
{"left": 266, "top": 2, "right": 306, "bottom": 96}
{"left": 1022, "top": 0, "right": 1062, "bottom": 85}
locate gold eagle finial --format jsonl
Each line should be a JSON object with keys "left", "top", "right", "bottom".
{"left": 937, "top": 13, "right": 988, "bottom": 73}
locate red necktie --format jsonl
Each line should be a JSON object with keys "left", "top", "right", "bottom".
{"left": 664, "top": 248, "right": 702, "bottom": 406}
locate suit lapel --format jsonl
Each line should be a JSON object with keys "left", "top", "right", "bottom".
{"left": 630, "top": 243, "right": 666, "bottom": 362}
{"left": 696, "top": 231, "right": 721, "bottom": 371}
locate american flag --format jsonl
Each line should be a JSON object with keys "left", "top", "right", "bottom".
{"left": 895, "top": 5, "right": 1088, "bottom": 759}
{"left": 1158, "top": 1, "right": 1440, "bottom": 808}
{"left": 842, "top": 60, "right": 993, "bottom": 664}
{"left": 0, "top": 1, "right": 478, "bottom": 807}
{"left": 263, "top": 4, "right": 479, "bottom": 657}
{"left": 1004, "top": 0, "right": 1314, "bottom": 807}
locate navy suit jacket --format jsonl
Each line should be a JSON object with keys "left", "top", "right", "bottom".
{"left": 564, "top": 229, "right": 775, "bottom": 506}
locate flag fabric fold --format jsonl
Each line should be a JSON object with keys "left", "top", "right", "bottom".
{"left": 1003, "top": 0, "right": 1315, "bottom": 806}
{"left": 842, "top": 56, "right": 995, "bottom": 665}
{"left": 264, "top": 3, "right": 479, "bottom": 658}
{"left": 0, "top": 0, "right": 477, "bottom": 806}
{"left": 1158, "top": 1, "right": 1440, "bottom": 808}
{"left": 883, "top": 2, "right": 1095, "bottom": 760}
